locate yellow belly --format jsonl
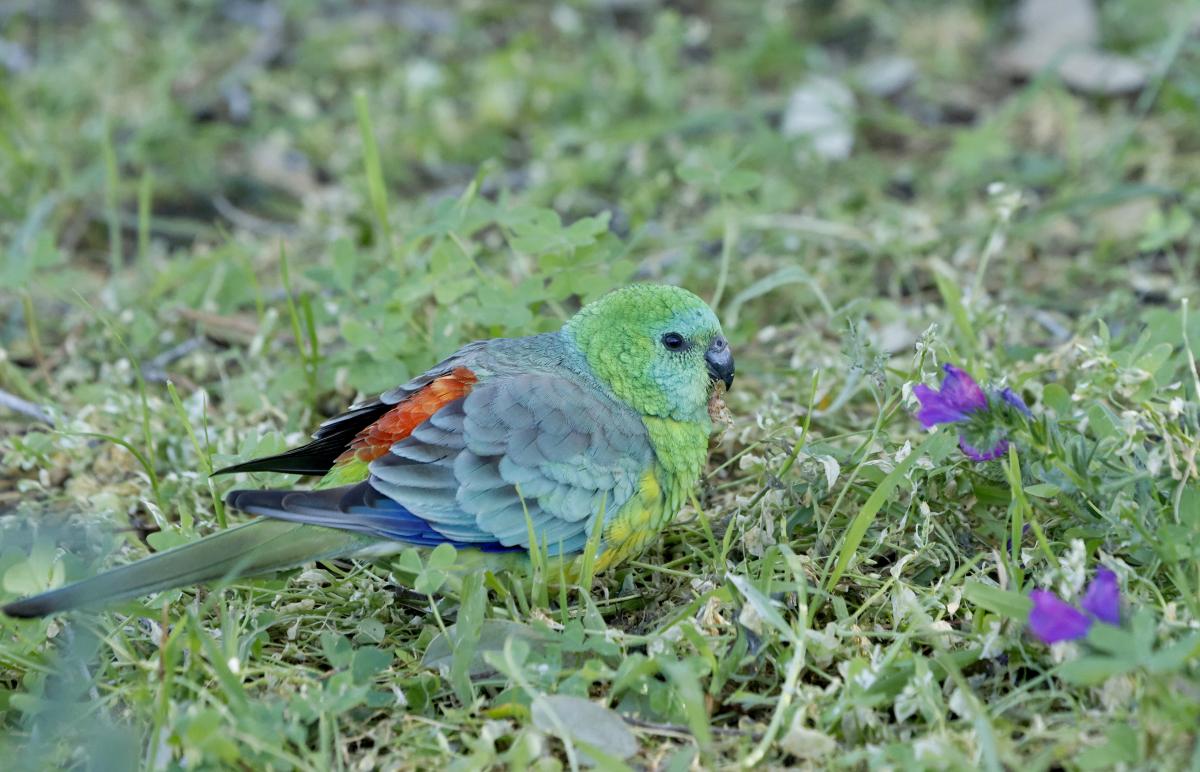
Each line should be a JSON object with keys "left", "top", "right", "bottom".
{"left": 428, "top": 469, "right": 671, "bottom": 588}
{"left": 429, "top": 464, "right": 686, "bottom": 584}
{"left": 588, "top": 467, "right": 669, "bottom": 573}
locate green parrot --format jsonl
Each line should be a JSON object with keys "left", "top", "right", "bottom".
{"left": 2, "top": 284, "right": 734, "bottom": 618}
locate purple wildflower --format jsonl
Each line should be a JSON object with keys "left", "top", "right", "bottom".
{"left": 913, "top": 364, "right": 1030, "bottom": 462}
{"left": 998, "top": 387, "right": 1033, "bottom": 417}
{"left": 914, "top": 364, "right": 988, "bottom": 427}
{"left": 1028, "top": 591, "right": 1093, "bottom": 644}
{"left": 1079, "top": 568, "right": 1120, "bottom": 625}
{"left": 1027, "top": 568, "right": 1122, "bottom": 644}
{"left": 958, "top": 437, "right": 1009, "bottom": 463}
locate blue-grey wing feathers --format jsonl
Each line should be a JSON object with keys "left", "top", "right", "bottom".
{"left": 234, "top": 372, "right": 651, "bottom": 556}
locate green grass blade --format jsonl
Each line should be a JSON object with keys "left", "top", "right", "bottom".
{"left": 825, "top": 430, "right": 956, "bottom": 591}
{"left": 354, "top": 90, "right": 395, "bottom": 261}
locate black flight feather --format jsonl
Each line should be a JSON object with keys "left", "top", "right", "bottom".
{"left": 213, "top": 399, "right": 392, "bottom": 477}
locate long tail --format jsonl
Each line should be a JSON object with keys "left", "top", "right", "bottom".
{"left": 1, "top": 517, "right": 374, "bottom": 619}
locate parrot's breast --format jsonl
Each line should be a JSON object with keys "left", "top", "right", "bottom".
{"left": 589, "top": 415, "right": 710, "bottom": 570}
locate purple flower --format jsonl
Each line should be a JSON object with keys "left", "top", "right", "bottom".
{"left": 958, "top": 437, "right": 1009, "bottom": 463}
{"left": 1029, "top": 590, "right": 1093, "bottom": 643}
{"left": 914, "top": 364, "right": 988, "bottom": 428}
{"left": 1027, "top": 568, "right": 1121, "bottom": 644}
{"left": 998, "top": 387, "right": 1033, "bottom": 417}
{"left": 913, "top": 364, "right": 1030, "bottom": 462}
{"left": 1080, "top": 568, "right": 1120, "bottom": 625}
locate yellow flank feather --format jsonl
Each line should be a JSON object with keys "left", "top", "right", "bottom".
{"left": 609, "top": 468, "right": 662, "bottom": 542}
{"left": 583, "top": 416, "right": 711, "bottom": 573}
{"left": 314, "top": 457, "right": 372, "bottom": 490}
{"left": 591, "top": 468, "right": 663, "bottom": 571}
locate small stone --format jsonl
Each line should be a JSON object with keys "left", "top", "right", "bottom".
{"left": 781, "top": 718, "right": 837, "bottom": 760}
{"left": 1057, "top": 50, "right": 1148, "bottom": 96}
{"left": 997, "top": 0, "right": 1147, "bottom": 95}
{"left": 859, "top": 56, "right": 918, "bottom": 98}
{"left": 782, "top": 76, "right": 856, "bottom": 160}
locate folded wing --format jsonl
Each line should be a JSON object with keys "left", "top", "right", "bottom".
{"left": 235, "top": 374, "right": 653, "bottom": 556}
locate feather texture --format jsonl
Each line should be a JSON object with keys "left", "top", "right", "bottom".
{"left": 242, "top": 374, "right": 653, "bottom": 557}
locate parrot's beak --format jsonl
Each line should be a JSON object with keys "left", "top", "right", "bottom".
{"left": 705, "top": 336, "right": 735, "bottom": 390}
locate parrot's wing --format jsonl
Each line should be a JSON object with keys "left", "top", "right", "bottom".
{"left": 237, "top": 374, "right": 653, "bottom": 556}
{"left": 212, "top": 399, "right": 394, "bottom": 476}
{"left": 213, "top": 341, "right": 490, "bottom": 477}
{"left": 385, "top": 374, "right": 654, "bottom": 552}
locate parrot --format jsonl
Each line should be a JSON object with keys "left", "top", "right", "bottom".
{"left": 2, "top": 284, "right": 734, "bottom": 618}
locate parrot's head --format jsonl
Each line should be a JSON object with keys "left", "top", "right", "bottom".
{"left": 565, "top": 284, "right": 734, "bottom": 421}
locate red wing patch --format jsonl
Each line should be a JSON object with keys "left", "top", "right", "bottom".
{"left": 335, "top": 367, "right": 477, "bottom": 465}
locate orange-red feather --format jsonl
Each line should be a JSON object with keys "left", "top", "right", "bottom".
{"left": 333, "top": 367, "right": 477, "bottom": 466}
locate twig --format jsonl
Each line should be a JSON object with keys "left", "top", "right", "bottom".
{"left": 212, "top": 194, "right": 297, "bottom": 236}
{"left": 1032, "top": 310, "right": 1071, "bottom": 343}
{"left": 175, "top": 307, "right": 286, "bottom": 345}
{"left": 141, "top": 336, "right": 206, "bottom": 382}
{"left": 623, "top": 716, "right": 759, "bottom": 741}
{"left": 0, "top": 388, "right": 54, "bottom": 426}
{"left": 742, "top": 213, "right": 875, "bottom": 248}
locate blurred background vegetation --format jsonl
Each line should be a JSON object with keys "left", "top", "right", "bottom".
{"left": 2, "top": 0, "right": 1199, "bottom": 768}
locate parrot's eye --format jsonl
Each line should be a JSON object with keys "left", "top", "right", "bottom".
{"left": 661, "top": 332, "right": 686, "bottom": 351}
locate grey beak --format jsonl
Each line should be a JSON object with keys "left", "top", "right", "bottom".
{"left": 705, "top": 336, "right": 735, "bottom": 390}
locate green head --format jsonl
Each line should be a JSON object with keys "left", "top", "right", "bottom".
{"left": 564, "top": 284, "right": 734, "bottom": 421}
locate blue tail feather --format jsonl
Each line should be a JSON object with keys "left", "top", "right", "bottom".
{"left": 227, "top": 484, "right": 521, "bottom": 553}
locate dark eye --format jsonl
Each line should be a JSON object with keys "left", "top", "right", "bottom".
{"left": 661, "top": 332, "right": 686, "bottom": 351}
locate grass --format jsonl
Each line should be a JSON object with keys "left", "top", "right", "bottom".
{"left": 2, "top": 0, "right": 1200, "bottom": 768}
